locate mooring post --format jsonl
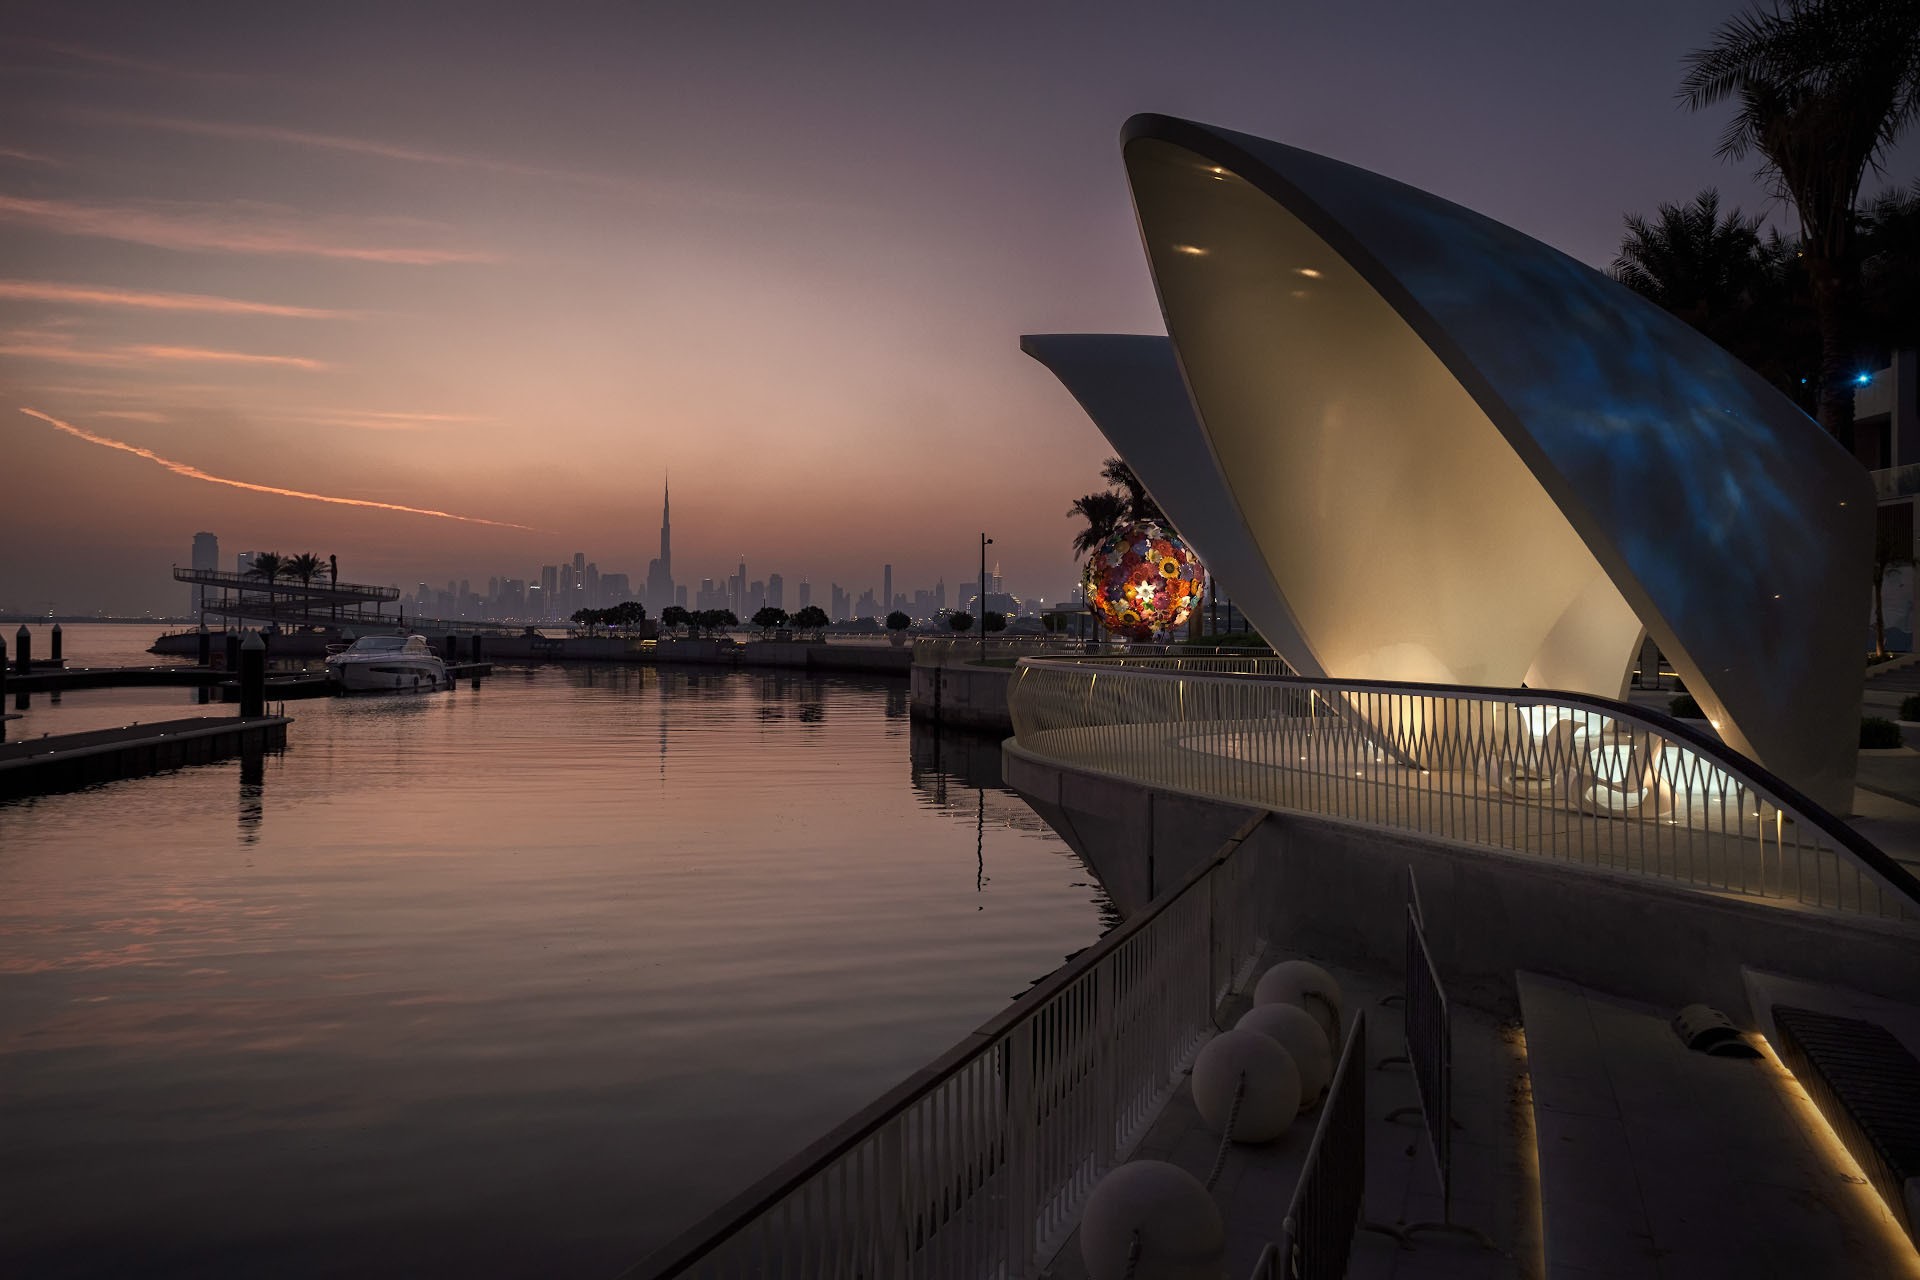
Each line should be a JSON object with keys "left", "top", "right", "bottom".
{"left": 49, "top": 622, "right": 61, "bottom": 665}
{"left": 239, "top": 632, "right": 266, "bottom": 719}
{"left": 14, "top": 625, "right": 30, "bottom": 675}
{"left": 469, "top": 633, "right": 484, "bottom": 664}
{"left": 223, "top": 631, "right": 240, "bottom": 673}
{"left": 0, "top": 646, "right": 8, "bottom": 737}
{"left": 196, "top": 623, "right": 211, "bottom": 667}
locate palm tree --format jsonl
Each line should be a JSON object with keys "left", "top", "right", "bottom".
{"left": 1861, "top": 180, "right": 1920, "bottom": 351}
{"left": 1680, "top": 0, "right": 1920, "bottom": 444}
{"left": 246, "top": 552, "right": 286, "bottom": 622}
{"left": 1100, "top": 456, "right": 1163, "bottom": 524}
{"left": 284, "top": 553, "right": 327, "bottom": 622}
{"left": 1067, "top": 491, "right": 1129, "bottom": 557}
{"left": 1612, "top": 191, "right": 1817, "bottom": 404}
{"left": 1612, "top": 190, "right": 1767, "bottom": 323}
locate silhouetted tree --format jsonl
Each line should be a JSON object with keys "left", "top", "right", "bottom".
{"left": 606, "top": 600, "right": 648, "bottom": 630}
{"left": 752, "top": 605, "right": 788, "bottom": 635}
{"left": 791, "top": 604, "right": 829, "bottom": 637}
{"left": 1612, "top": 190, "right": 1815, "bottom": 404}
{"left": 246, "top": 552, "right": 286, "bottom": 620}
{"left": 948, "top": 610, "right": 974, "bottom": 633}
{"left": 885, "top": 610, "right": 911, "bottom": 631}
{"left": 283, "top": 552, "right": 327, "bottom": 621}
{"left": 1067, "top": 491, "right": 1129, "bottom": 557}
{"left": 1681, "top": 0, "right": 1920, "bottom": 444}
{"left": 1101, "top": 457, "right": 1163, "bottom": 524}
{"left": 696, "top": 608, "right": 738, "bottom": 637}
{"left": 660, "top": 604, "right": 690, "bottom": 635}
{"left": 983, "top": 611, "right": 1006, "bottom": 633}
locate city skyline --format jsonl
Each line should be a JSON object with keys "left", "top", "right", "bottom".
{"left": 7, "top": 2, "right": 1918, "bottom": 616}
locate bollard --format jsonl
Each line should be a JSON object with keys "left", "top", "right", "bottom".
{"left": 239, "top": 632, "right": 266, "bottom": 718}
{"left": 0, "top": 648, "right": 7, "bottom": 737}
{"left": 223, "top": 631, "right": 240, "bottom": 673}
{"left": 14, "top": 625, "right": 30, "bottom": 675}
{"left": 49, "top": 622, "right": 61, "bottom": 665}
{"left": 197, "top": 623, "right": 211, "bottom": 667}
{"left": 469, "top": 633, "right": 483, "bottom": 664}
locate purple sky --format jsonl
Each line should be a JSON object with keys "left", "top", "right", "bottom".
{"left": 2, "top": 1, "right": 1911, "bottom": 616}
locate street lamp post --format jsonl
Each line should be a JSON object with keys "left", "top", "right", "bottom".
{"left": 980, "top": 533, "right": 992, "bottom": 665}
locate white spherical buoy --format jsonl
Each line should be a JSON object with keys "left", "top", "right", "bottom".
{"left": 1235, "top": 1003, "right": 1333, "bottom": 1108}
{"left": 1254, "top": 960, "right": 1344, "bottom": 1045}
{"left": 1192, "top": 1028, "right": 1300, "bottom": 1142}
{"left": 1079, "top": 1160, "right": 1225, "bottom": 1280}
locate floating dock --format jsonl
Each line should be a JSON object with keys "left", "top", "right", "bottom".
{"left": 0, "top": 715, "right": 290, "bottom": 801}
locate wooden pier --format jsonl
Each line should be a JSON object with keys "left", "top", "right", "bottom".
{"left": 0, "top": 715, "right": 291, "bottom": 801}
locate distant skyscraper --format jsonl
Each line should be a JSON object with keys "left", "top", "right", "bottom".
{"left": 882, "top": 565, "right": 892, "bottom": 619}
{"left": 647, "top": 478, "right": 674, "bottom": 611}
{"left": 768, "top": 572, "right": 784, "bottom": 611}
{"left": 190, "top": 532, "right": 218, "bottom": 616}
{"left": 831, "top": 583, "right": 849, "bottom": 621}
{"left": 798, "top": 578, "right": 811, "bottom": 610}
{"left": 236, "top": 550, "right": 257, "bottom": 578}
{"left": 675, "top": 585, "right": 688, "bottom": 609}
{"left": 541, "top": 564, "right": 560, "bottom": 618}
{"left": 748, "top": 579, "right": 766, "bottom": 615}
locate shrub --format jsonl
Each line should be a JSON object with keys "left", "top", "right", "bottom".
{"left": 948, "top": 611, "right": 974, "bottom": 632}
{"left": 1861, "top": 717, "right": 1905, "bottom": 749}
{"left": 1901, "top": 694, "right": 1920, "bottom": 722}
{"left": 885, "top": 610, "right": 911, "bottom": 631}
{"left": 1669, "top": 693, "right": 1703, "bottom": 719}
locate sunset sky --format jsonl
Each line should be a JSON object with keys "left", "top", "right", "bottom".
{"left": 2, "top": 0, "right": 1899, "bottom": 616}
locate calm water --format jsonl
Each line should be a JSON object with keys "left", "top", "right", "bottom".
{"left": 1, "top": 625, "right": 1110, "bottom": 1277}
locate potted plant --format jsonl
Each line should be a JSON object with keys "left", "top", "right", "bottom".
{"left": 886, "top": 610, "right": 912, "bottom": 646}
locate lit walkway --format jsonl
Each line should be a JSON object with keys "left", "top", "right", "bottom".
{"left": 1015, "top": 723, "right": 1906, "bottom": 920}
{"left": 1518, "top": 973, "right": 1920, "bottom": 1279}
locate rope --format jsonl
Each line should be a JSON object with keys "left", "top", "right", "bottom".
{"left": 1121, "top": 1228, "right": 1142, "bottom": 1280}
{"left": 1205, "top": 1071, "right": 1247, "bottom": 1191}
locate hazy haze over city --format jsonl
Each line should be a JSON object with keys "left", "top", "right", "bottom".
{"left": 4, "top": 0, "right": 1901, "bottom": 615}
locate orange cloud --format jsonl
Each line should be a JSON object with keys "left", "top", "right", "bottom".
{"left": 0, "top": 145, "right": 60, "bottom": 166}
{"left": 0, "top": 334, "right": 328, "bottom": 370}
{"left": 0, "top": 279, "right": 345, "bottom": 317}
{"left": 0, "top": 194, "right": 493, "bottom": 265}
{"left": 18, "top": 407, "right": 537, "bottom": 529}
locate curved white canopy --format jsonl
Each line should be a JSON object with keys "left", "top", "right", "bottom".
{"left": 1074, "top": 114, "right": 1871, "bottom": 811}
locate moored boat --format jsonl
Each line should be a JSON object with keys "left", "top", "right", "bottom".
{"left": 324, "top": 634, "right": 450, "bottom": 693}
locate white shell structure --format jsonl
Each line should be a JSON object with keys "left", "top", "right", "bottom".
{"left": 1025, "top": 115, "right": 1873, "bottom": 813}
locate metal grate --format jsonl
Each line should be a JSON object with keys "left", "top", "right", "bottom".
{"left": 1771, "top": 1005, "right": 1920, "bottom": 1242}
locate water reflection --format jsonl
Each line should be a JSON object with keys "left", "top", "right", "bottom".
{"left": 0, "top": 667, "right": 1111, "bottom": 1278}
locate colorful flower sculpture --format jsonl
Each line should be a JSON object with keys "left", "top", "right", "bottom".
{"left": 1083, "top": 520, "right": 1205, "bottom": 640}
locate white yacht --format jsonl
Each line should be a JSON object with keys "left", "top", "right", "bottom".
{"left": 324, "top": 634, "right": 450, "bottom": 694}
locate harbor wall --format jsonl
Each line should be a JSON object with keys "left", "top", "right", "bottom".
{"left": 908, "top": 662, "right": 1014, "bottom": 732}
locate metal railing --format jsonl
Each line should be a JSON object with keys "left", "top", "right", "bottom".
{"left": 172, "top": 565, "right": 402, "bottom": 601}
{"left": 1271, "top": 1016, "right": 1373, "bottom": 1280}
{"left": 621, "top": 816, "right": 1277, "bottom": 1279}
{"left": 912, "top": 636, "right": 1281, "bottom": 669}
{"left": 1008, "top": 657, "right": 1920, "bottom": 922}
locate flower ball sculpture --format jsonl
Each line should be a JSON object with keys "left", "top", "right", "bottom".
{"left": 1084, "top": 520, "right": 1206, "bottom": 640}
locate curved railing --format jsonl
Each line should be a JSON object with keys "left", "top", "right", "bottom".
{"left": 1008, "top": 656, "right": 1920, "bottom": 923}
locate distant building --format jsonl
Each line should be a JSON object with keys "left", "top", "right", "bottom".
{"left": 855, "top": 588, "right": 879, "bottom": 618}
{"left": 830, "top": 583, "right": 850, "bottom": 621}
{"left": 235, "top": 550, "right": 257, "bottom": 579}
{"left": 601, "top": 572, "right": 630, "bottom": 604}
{"left": 798, "top": 578, "right": 811, "bottom": 610}
{"left": 882, "top": 565, "right": 892, "bottom": 619}
{"left": 768, "top": 572, "right": 784, "bottom": 611}
{"left": 675, "top": 584, "right": 688, "bottom": 609}
{"left": 190, "top": 531, "right": 218, "bottom": 616}
{"left": 646, "top": 480, "right": 674, "bottom": 611}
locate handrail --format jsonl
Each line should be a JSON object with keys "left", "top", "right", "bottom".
{"left": 1008, "top": 656, "right": 1920, "bottom": 921}
{"left": 172, "top": 565, "right": 402, "bottom": 601}
{"left": 617, "top": 812, "right": 1272, "bottom": 1279}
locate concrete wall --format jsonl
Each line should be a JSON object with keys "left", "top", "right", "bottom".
{"left": 910, "top": 662, "right": 1014, "bottom": 732}
{"left": 1005, "top": 741, "right": 1920, "bottom": 1022}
